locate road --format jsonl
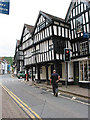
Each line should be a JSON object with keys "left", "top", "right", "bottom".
{"left": 0, "top": 74, "right": 89, "bottom": 119}
{"left": 2, "top": 88, "right": 29, "bottom": 118}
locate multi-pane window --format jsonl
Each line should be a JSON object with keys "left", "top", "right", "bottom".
{"left": 80, "top": 41, "right": 88, "bottom": 55}
{"left": 39, "top": 22, "right": 45, "bottom": 31}
{"left": 80, "top": 60, "right": 90, "bottom": 81}
{"left": 36, "top": 16, "right": 48, "bottom": 33}
{"left": 76, "top": 16, "right": 83, "bottom": 33}
{"left": 19, "top": 51, "right": 23, "bottom": 55}
{"left": 69, "top": 1, "right": 89, "bottom": 40}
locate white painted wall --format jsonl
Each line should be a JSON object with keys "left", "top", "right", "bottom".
{"left": 4, "top": 62, "right": 7, "bottom": 74}
{"left": 40, "top": 66, "right": 46, "bottom": 79}
{"left": 1, "top": 62, "right": 4, "bottom": 70}
{"left": 68, "top": 62, "right": 74, "bottom": 82}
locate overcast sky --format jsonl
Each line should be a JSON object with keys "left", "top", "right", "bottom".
{"left": 0, "top": 0, "right": 71, "bottom": 57}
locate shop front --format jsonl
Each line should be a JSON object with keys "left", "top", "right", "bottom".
{"left": 79, "top": 59, "right": 90, "bottom": 88}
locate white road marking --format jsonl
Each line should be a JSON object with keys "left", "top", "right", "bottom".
{"left": 50, "top": 92, "right": 89, "bottom": 106}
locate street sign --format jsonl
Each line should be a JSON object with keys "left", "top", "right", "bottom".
{"left": 83, "top": 33, "right": 90, "bottom": 38}
{"left": 64, "top": 48, "right": 70, "bottom": 62}
{"left": 0, "top": 0, "right": 10, "bottom": 15}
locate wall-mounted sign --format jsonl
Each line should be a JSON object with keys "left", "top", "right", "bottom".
{"left": 0, "top": 0, "right": 10, "bottom": 15}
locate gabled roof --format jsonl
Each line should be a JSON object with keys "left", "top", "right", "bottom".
{"left": 65, "top": 0, "right": 75, "bottom": 22}
{"left": 40, "top": 11, "right": 65, "bottom": 22}
{"left": 65, "top": 0, "right": 90, "bottom": 22}
{"left": 24, "top": 24, "right": 34, "bottom": 34}
{"left": 33, "top": 10, "right": 66, "bottom": 35}
{"left": 20, "top": 24, "right": 34, "bottom": 44}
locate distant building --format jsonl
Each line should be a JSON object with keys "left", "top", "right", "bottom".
{"left": 7, "top": 64, "right": 11, "bottom": 73}
{"left": 0, "top": 57, "right": 8, "bottom": 74}
{"left": 14, "top": 40, "right": 24, "bottom": 75}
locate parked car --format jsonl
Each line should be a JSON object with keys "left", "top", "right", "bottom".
{"left": 17, "top": 71, "right": 32, "bottom": 79}
{"left": 17, "top": 71, "right": 25, "bottom": 79}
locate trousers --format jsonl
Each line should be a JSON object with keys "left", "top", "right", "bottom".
{"left": 52, "top": 85, "right": 58, "bottom": 95}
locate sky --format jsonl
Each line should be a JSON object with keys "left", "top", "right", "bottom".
{"left": 0, "top": 0, "right": 71, "bottom": 57}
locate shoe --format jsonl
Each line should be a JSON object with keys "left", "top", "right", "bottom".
{"left": 56, "top": 93, "right": 58, "bottom": 97}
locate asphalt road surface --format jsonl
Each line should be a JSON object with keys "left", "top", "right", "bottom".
{"left": 0, "top": 74, "right": 89, "bottom": 119}
{"left": 2, "top": 88, "right": 29, "bottom": 118}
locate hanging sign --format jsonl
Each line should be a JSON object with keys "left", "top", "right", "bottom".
{"left": 83, "top": 33, "right": 90, "bottom": 38}
{"left": 0, "top": 0, "right": 10, "bottom": 15}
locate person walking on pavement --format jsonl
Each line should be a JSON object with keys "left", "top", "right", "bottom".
{"left": 50, "top": 70, "right": 60, "bottom": 97}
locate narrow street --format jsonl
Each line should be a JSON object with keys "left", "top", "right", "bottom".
{"left": 0, "top": 74, "right": 89, "bottom": 119}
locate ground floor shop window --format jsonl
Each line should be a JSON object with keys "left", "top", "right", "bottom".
{"left": 80, "top": 60, "right": 90, "bottom": 81}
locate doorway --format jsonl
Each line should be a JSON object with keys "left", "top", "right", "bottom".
{"left": 74, "top": 62, "right": 79, "bottom": 85}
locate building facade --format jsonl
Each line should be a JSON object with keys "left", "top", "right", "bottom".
{"left": 0, "top": 57, "right": 8, "bottom": 75}
{"left": 20, "top": 12, "right": 73, "bottom": 83}
{"left": 65, "top": 0, "right": 90, "bottom": 87}
{"left": 14, "top": 40, "right": 24, "bottom": 75}
{"left": 15, "top": 0, "right": 90, "bottom": 88}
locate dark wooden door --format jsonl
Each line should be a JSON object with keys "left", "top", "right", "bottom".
{"left": 74, "top": 62, "right": 79, "bottom": 85}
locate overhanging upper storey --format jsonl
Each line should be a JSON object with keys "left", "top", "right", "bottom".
{"left": 33, "top": 11, "right": 71, "bottom": 44}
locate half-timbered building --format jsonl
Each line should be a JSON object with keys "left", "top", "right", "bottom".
{"left": 14, "top": 40, "right": 24, "bottom": 75}
{"left": 19, "top": 24, "right": 34, "bottom": 79}
{"left": 65, "top": 0, "right": 90, "bottom": 87}
{"left": 14, "top": 0, "right": 90, "bottom": 88}
{"left": 20, "top": 11, "right": 73, "bottom": 83}
{"left": 32, "top": 11, "right": 72, "bottom": 83}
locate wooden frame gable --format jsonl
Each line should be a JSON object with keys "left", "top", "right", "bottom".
{"left": 65, "top": 0, "right": 90, "bottom": 22}
{"left": 33, "top": 11, "right": 53, "bottom": 35}
{"left": 20, "top": 24, "right": 34, "bottom": 45}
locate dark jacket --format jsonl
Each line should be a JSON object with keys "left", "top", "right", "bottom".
{"left": 51, "top": 73, "right": 59, "bottom": 87}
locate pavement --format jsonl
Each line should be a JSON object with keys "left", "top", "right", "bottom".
{"left": 22, "top": 79, "right": 90, "bottom": 101}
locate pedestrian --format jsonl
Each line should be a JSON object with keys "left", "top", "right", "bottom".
{"left": 50, "top": 70, "right": 60, "bottom": 97}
